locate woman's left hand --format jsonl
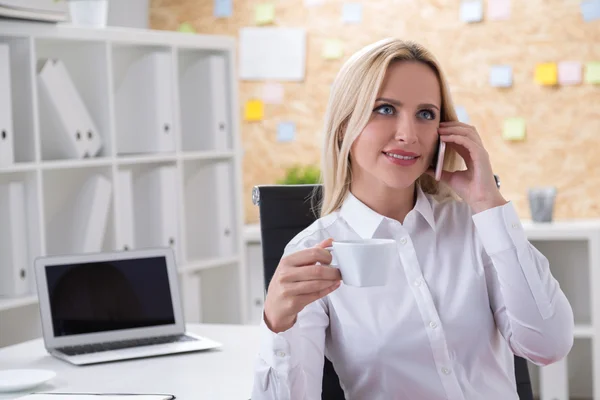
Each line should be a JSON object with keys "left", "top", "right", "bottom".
{"left": 426, "top": 121, "right": 507, "bottom": 214}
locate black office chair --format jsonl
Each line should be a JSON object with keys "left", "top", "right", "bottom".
{"left": 252, "top": 182, "right": 534, "bottom": 400}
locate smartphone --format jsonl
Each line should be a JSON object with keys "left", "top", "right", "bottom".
{"left": 433, "top": 139, "right": 446, "bottom": 181}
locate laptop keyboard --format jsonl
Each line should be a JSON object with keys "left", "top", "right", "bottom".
{"left": 56, "top": 334, "right": 199, "bottom": 356}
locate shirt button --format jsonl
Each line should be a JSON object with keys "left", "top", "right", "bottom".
{"left": 429, "top": 321, "right": 438, "bottom": 329}
{"left": 276, "top": 351, "right": 286, "bottom": 358}
{"left": 413, "top": 278, "right": 423, "bottom": 287}
{"left": 441, "top": 367, "right": 451, "bottom": 375}
{"left": 400, "top": 237, "right": 408, "bottom": 245}
{"left": 511, "top": 222, "right": 519, "bottom": 229}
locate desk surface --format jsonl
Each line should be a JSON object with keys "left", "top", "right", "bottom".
{"left": 0, "top": 324, "right": 260, "bottom": 400}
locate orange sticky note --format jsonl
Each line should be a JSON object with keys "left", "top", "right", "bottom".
{"left": 245, "top": 100, "right": 264, "bottom": 121}
{"left": 534, "top": 63, "right": 558, "bottom": 85}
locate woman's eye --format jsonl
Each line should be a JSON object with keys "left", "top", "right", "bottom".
{"left": 375, "top": 105, "right": 395, "bottom": 115}
{"left": 418, "top": 109, "right": 436, "bottom": 120}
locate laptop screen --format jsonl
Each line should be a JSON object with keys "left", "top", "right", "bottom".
{"left": 45, "top": 256, "right": 176, "bottom": 337}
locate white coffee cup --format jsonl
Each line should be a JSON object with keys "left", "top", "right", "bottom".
{"left": 326, "top": 239, "right": 397, "bottom": 287}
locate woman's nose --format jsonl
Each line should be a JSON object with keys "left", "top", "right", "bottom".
{"left": 394, "top": 117, "right": 418, "bottom": 144}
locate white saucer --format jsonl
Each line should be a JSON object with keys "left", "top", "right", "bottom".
{"left": 0, "top": 369, "right": 56, "bottom": 392}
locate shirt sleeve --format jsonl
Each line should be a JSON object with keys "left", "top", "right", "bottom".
{"left": 471, "top": 201, "right": 574, "bottom": 366}
{"left": 251, "top": 240, "right": 330, "bottom": 400}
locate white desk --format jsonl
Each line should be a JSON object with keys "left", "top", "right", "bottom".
{"left": 0, "top": 324, "right": 260, "bottom": 400}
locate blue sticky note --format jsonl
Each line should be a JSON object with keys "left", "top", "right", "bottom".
{"left": 455, "top": 106, "right": 470, "bottom": 123}
{"left": 215, "top": 0, "right": 232, "bottom": 17}
{"left": 581, "top": 0, "right": 600, "bottom": 22}
{"left": 490, "top": 65, "right": 513, "bottom": 87}
{"left": 342, "top": 3, "right": 362, "bottom": 23}
{"left": 277, "top": 122, "right": 296, "bottom": 142}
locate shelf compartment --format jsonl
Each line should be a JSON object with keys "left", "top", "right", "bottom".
{"left": 112, "top": 44, "right": 176, "bottom": 155}
{"left": 0, "top": 36, "right": 37, "bottom": 164}
{"left": 118, "top": 161, "right": 181, "bottom": 259}
{"left": 0, "top": 294, "right": 38, "bottom": 312}
{"left": 42, "top": 166, "right": 115, "bottom": 256}
{"left": 182, "top": 158, "right": 238, "bottom": 261}
{"left": 35, "top": 38, "right": 112, "bottom": 161}
{"left": 178, "top": 49, "right": 232, "bottom": 152}
{"left": 0, "top": 171, "right": 43, "bottom": 298}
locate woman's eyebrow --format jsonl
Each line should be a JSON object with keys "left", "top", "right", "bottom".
{"left": 375, "top": 97, "right": 440, "bottom": 111}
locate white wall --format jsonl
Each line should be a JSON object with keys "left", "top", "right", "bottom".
{"left": 107, "top": 0, "right": 148, "bottom": 29}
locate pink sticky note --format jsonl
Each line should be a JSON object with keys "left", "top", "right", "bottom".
{"left": 261, "top": 82, "right": 284, "bottom": 104}
{"left": 558, "top": 61, "right": 582, "bottom": 85}
{"left": 487, "top": 0, "right": 511, "bottom": 20}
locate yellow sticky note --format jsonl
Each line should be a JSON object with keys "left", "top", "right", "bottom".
{"left": 245, "top": 100, "right": 264, "bottom": 121}
{"left": 503, "top": 117, "right": 526, "bottom": 141}
{"left": 584, "top": 61, "right": 600, "bottom": 84}
{"left": 323, "top": 39, "right": 344, "bottom": 60}
{"left": 177, "top": 22, "right": 196, "bottom": 33}
{"left": 534, "top": 63, "right": 558, "bottom": 85}
{"left": 255, "top": 3, "right": 275, "bottom": 25}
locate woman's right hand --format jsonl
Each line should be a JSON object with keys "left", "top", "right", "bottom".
{"left": 263, "top": 238, "right": 342, "bottom": 333}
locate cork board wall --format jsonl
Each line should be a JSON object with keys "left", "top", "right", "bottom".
{"left": 150, "top": 0, "right": 600, "bottom": 224}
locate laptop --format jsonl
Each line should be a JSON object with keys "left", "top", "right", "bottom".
{"left": 34, "top": 247, "right": 222, "bottom": 366}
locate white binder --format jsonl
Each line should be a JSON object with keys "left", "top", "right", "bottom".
{"left": 115, "top": 169, "right": 135, "bottom": 251}
{"left": 37, "top": 58, "right": 103, "bottom": 160}
{"left": 48, "top": 174, "right": 112, "bottom": 255}
{"left": 214, "top": 163, "right": 235, "bottom": 256}
{"left": 116, "top": 52, "right": 175, "bottom": 155}
{"left": 133, "top": 165, "right": 179, "bottom": 258}
{"left": 0, "top": 182, "right": 30, "bottom": 297}
{"left": 181, "top": 55, "right": 229, "bottom": 151}
{"left": 0, "top": 44, "right": 14, "bottom": 167}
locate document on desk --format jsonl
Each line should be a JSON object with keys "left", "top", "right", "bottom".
{"left": 16, "top": 395, "right": 174, "bottom": 400}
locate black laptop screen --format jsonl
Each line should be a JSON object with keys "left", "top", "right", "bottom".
{"left": 46, "top": 256, "right": 176, "bottom": 337}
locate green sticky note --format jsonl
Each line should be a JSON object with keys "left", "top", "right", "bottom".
{"left": 503, "top": 117, "right": 526, "bottom": 141}
{"left": 584, "top": 61, "right": 600, "bottom": 84}
{"left": 256, "top": 3, "right": 275, "bottom": 25}
{"left": 323, "top": 39, "right": 344, "bottom": 60}
{"left": 177, "top": 22, "right": 196, "bottom": 33}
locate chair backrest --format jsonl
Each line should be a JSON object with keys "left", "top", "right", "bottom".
{"left": 252, "top": 183, "right": 533, "bottom": 400}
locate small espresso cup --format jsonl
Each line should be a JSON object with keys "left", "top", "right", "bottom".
{"left": 326, "top": 239, "right": 397, "bottom": 287}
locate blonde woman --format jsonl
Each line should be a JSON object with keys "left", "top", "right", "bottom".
{"left": 252, "top": 38, "right": 573, "bottom": 399}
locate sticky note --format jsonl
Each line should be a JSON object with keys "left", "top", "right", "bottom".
{"left": 323, "top": 39, "right": 344, "bottom": 60}
{"left": 503, "top": 118, "right": 526, "bottom": 141}
{"left": 277, "top": 122, "right": 296, "bottom": 142}
{"left": 460, "top": 0, "right": 483, "bottom": 23}
{"left": 534, "top": 63, "right": 558, "bottom": 85}
{"left": 455, "top": 106, "right": 470, "bottom": 123}
{"left": 487, "top": 0, "right": 510, "bottom": 20}
{"left": 256, "top": 3, "right": 275, "bottom": 25}
{"left": 558, "top": 61, "right": 582, "bottom": 85}
{"left": 177, "top": 22, "right": 196, "bottom": 33}
{"left": 261, "top": 82, "right": 284, "bottom": 104}
{"left": 244, "top": 100, "right": 264, "bottom": 121}
{"left": 490, "top": 65, "right": 513, "bottom": 87}
{"left": 585, "top": 62, "right": 600, "bottom": 84}
{"left": 581, "top": 0, "right": 600, "bottom": 22}
{"left": 342, "top": 3, "right": 363, "bottom": 23}
{"left": 214, "top": 0, "right": 232, "bottom": 18}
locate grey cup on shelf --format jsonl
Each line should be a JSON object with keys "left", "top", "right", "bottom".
{"left": 528, "top": 186, "right": 557, "bottom": 223}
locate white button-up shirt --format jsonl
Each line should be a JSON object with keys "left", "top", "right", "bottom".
{"left": 252, "top": 186, "right": 574, "bottom": 400}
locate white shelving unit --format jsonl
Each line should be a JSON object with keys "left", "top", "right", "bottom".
{"left": 0, "top": 20, "right": 247, "bottom": 347}
{"left": 244, "top": 220, "right": 600, "bottom": 399}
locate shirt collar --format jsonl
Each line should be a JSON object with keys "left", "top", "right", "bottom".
{"left": 339, "top": 184, "right": 436, "bottom": 238}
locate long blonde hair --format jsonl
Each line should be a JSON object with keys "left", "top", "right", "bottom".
{"left": 318, "top": 38, "right": 464, "bottom": 217}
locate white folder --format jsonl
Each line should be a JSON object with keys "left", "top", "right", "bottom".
{"left": 214, "top": 163, "right": 235, "bottom": 256}
{"left": 116, "top": 52, "right": 175, "bottom": 155}
{"left": 181, "top": 55, "right": 229, "bottom": 151}
{"left": 0, "top": 182, "right": 30, "bottom": 297}
{"left": 133, "top": 165, "right": 179, "bottom": 258}
{"left": 48, "top": 174, "right": 112, "bottom": 255}
{"left": 115, "top": 169, "right": 135, "bottom": 251}
{"left": 37, "top": 59, "right": 103, "bottom": 160}
{"left": 0, "top": 44, "right": 14, "bottom": 167}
